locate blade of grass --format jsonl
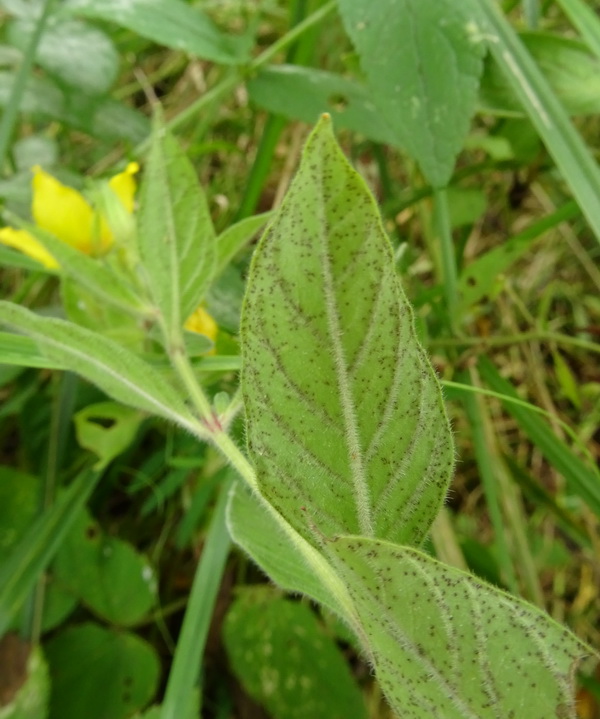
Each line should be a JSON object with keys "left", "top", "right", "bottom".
{"left": 479, "top": 0, "right": 600, "bottom": 245}
{"left": 555, "top": 0, "right": 600, "bottom": 60}
{"left": 477, "top": 355, "right": 600, "bottom": 519}
{"left": 0, "top": 331, "right": 67, "bottom": 369}
{"left": 458, "top": 369, "right": 519, "bottom": 594}
{"left": 434, "top": 187, "right": 459, "bottom": 325}
{"left": 0, "top": 466, "right": 101, "bottom": 636}
{"left": 522, "top": 0, "right": 539, "bottom": 28}
{"left": 159, "top": 471, "right": 233, "bottom": 719}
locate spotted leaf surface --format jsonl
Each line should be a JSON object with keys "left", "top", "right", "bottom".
{"left": 328, "top": 537, "right": 590, "bottom": 719}
{"left": 242, "top": 115, "right": 453, "bottom": 549}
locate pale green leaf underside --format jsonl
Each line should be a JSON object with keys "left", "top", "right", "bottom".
{"left": 328, "top": 537, "right": 590, "bottom": 719}
{"left": 242, "top": 115, "right": 453, "bottom": 549}
{"left": 226, "top": 483, "right": 339, "bottom": 614}
{"left": 138, "top": 124, "right": 216, "bottom": 332}
{"left": 337, "top": 0, "right": 486, "bottom": 187}
{"left": 0, "top": 302, "right": 197, "bottom": 432}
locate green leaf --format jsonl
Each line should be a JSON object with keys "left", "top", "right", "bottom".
{"left": 0, "top": 639, "right": 49, "bottom": 719}
{"left": 327, "top": 536, "right": 592, "bottom": 719}
{"left": 45, "top": 623, "right": 160, "bottom": 719}
{"left": 226, "top": 483, "right": 339, "bottom": 613}
{"left": 223, "top": 589, "right": 367, "bottom": 719}
{"left": 242, "top": 115, "right": 453, "bottom": 548}
{"left": 555, "top": 0, "right": 600, "bottom": 61}
{"left": 0, "top": 467, "right": 100, "bottom": 636}
{"left": 0, "top": 467, "right": 39, "bottom": 556}
{"left": 52, "top": 506, "right": 156, "bottom": 626}
{"left": 74, "top": 401, "right": 144, "bottom": 470}
{"left": 248, "top": 66, "right": 397, "bottom": 146}
{"left": 60, "top": 0, "right": 251, "bottom": 65}
{"left": 7, "top": 17, "right": 119, "bottom": 94}
{"left": 0, "top": 331, "right": 65, "bottom": 369}
{"left": 0, "top": 302, "right": 199, "bottom": 433}
{"left": 138, "top": 121, "right": 217, "bottom": 337}
{"left": 337, "top": 0, "right": 486, "bottom": 187}
{"left": 215, "top": 211, "right": 273, "bottom": 278}
{"left": 479, "top": 33, "right": 600, "bottom": 117}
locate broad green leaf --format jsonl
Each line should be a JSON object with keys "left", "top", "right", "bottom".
{"left": 60, "top": 0, "right": 251, "bottom": 65}
{"left": 0, "top": 638, "right": 49, "bottom": 719}
{"left": 479, "top": 33, "right": 600, "bottom": 117}
{"left": 52, "top": 506, "right": 156, "bottom": 626}
{"left": 0, "top": 467, "right": 100, "bottom": 636}
{"left": 45, "top": 623, "right": 160, "bottom": 719}
{"left": 248, "top": 66, "right": 397, "bottom": 146}
{"left": 337, "top": 0, "right": 486, "bottom": 187}
{"left": 242, "top": 115, "right": 453, "bottom": 548}
{"left": 74, "top": 401, "right": 144, "bottom": 470}
{"left": 223, "top": 589, "right": 367, "bottom": 719}
{"left": 215, "top": 211, "right": 273, "bottom": 278}
{"left": 226, "top": 482, "right": 339, "bottom": 614}
{"left": 138, "top": 122, "right": 216, "bottom": 338}
{"left": 327, "top": 536, "right": 593, "bottom": 718}
{"left": 0, "top": 302, "right": 199, "bottom": 433}
{"left": 7, "top": 17, "right": 118, "bottom": 94}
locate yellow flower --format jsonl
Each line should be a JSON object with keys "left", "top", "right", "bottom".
{"left": 0, "top": 163, "right": 139, "bottom": 268}
{"left": 184, "top": 306, "right": 218, "bottom": 344}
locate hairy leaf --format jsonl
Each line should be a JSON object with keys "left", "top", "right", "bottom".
{"left": 242, "top": 115, "right": 453, "bottom": 549}
{"left": 328, "top": 536, "right": 592, "bottom": 719}
{"left": 138, "top": 121, "right": 216, "bottom": 338}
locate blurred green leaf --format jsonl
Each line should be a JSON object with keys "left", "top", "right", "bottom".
{"left": 7, "top": 17, "right": 119, "bottom": 94}
{"left": 45, "top": 623, "right": 160, "bottom": 719}
{"left": 0, "top": 638, "right": 49, "bottom": 719}
{"left": 223, "top": 590, "right": 367, "bottom": 719}
{"left": 556, "top": 0, "right": 600, "bottom": 60}
{"left": 0, "top": 467, "right": 39, "bottom": 555}
{"left": 215, "top": 211, "right": 272, "bottom": 278}
{"left": 479, "top": 33, "right": 600, "bottom": 116}
{"left": 60, "top": 0, "right": 252, "bottom": 65}
{"left": 248, "top": 66, "right": 397, "bottom": 145}
{"left": 337, "top": 0, "right": 485, "bottom": 187}
{"left": 0, "top": 467, "right": 100, "bottom": 636}
{"left": 52, "top": 505, "right": 156, "bottom": 626}
{"left": 73, "top": 401, "right": 144, "bottom": 470}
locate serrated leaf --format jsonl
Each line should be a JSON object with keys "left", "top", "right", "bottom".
{"left": 138, "top": 122, "right": 216, "bottom": 338}
{"left": 328, "top": 536, "right": 593, "bottom": 719}
{"left": 242, "top": 115, "right": 453, "bottom": 549}
{"left": 337, "top": 0, "right": 486, "bottom": 187}
{"left": 223, "top": 590, "right": 367, "bottom": 719}
{"left": 0, "top": 302, "right": 198, "bottom": 433}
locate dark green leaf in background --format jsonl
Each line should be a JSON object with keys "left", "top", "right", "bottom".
{"left": 45, "top": 623, "right": 160, "bottom": 719}
{"left": 337, "top": 0, "right": 486, "bottom": 187}
{"left": 223, "top": 590, "right": 367, "bottom": 719}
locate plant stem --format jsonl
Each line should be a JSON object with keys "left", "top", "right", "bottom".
{"left": 0, "top": 0, "right": 57, "bottom": 172}
{"left": 433, "top": 187, "right": 459, "bottom": 327}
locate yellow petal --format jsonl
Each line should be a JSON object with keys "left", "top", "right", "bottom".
{"left": 31, "top": 166, "right": 111, "bottom": 255}
{"left": 108, "top": 162, "right": 139, "bottom": 214}
{"left": 0, "top": 227, "right": 59, "bottom": 269}
{"left": 184, "top": 306, "right": 218, "bottom": 343}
